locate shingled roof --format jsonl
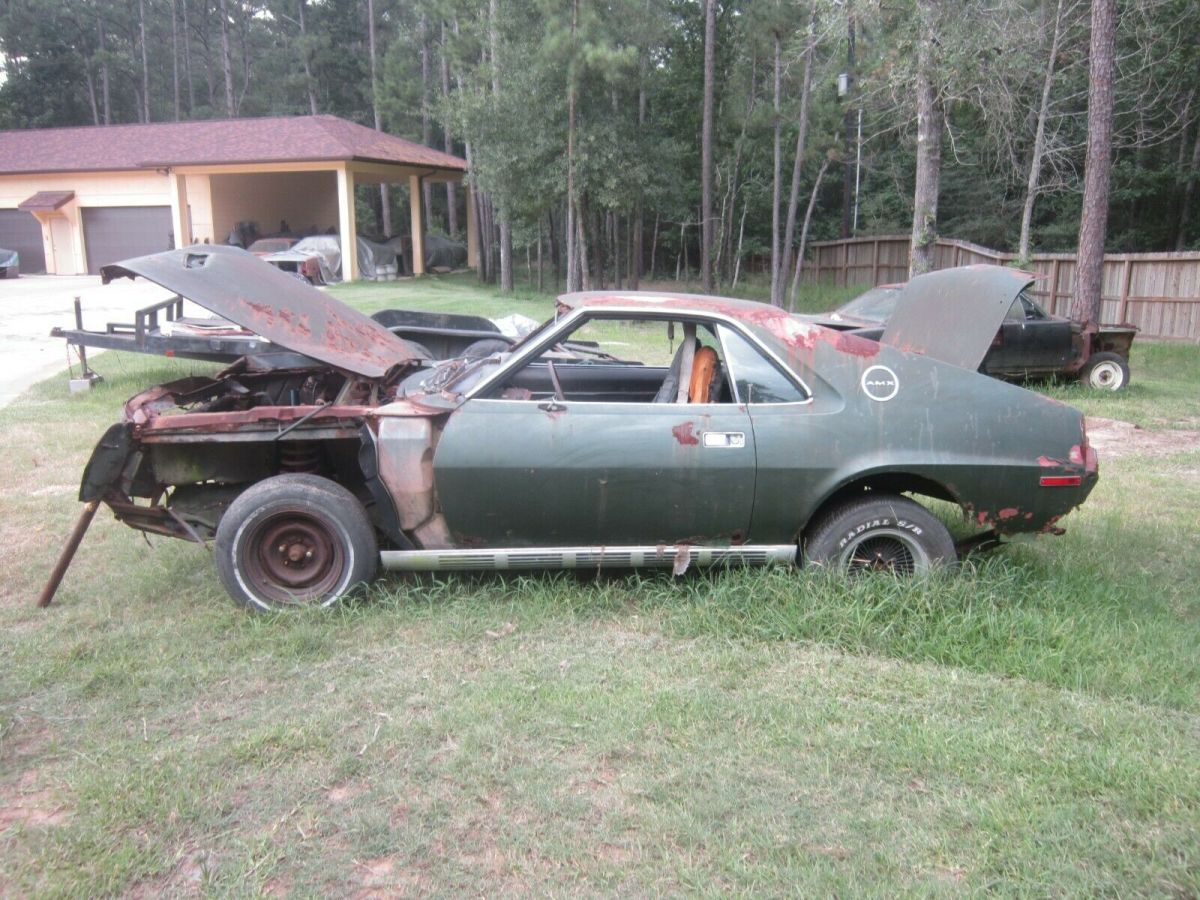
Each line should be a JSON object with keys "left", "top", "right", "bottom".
{"left": 0, "top": 115, "right": 467, "bottom": 175}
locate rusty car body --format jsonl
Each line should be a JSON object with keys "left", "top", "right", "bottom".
{"left": 815, "top": 268, "right": 1137, "bottom": 391}
{"left": 43, "top": 247, "right": 1099, "bottom": 612}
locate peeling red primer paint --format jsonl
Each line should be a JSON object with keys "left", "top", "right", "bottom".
{"left": 1037, "top": 455, "right": 1064, "bottom": 468}
{"left": 827, "top": 330, "right": 880, "bottom": 358}
{"left": 997, "top": 508, "right": 1020, "bottom": 521}
{"left": 976, "top": 511, "right": 990, "bottom": 526}
{"left": 563, "top": 292, "right": 879, "bottom": 362}
{"left": 672, "top": 422, "right": 700, "bottom": 445}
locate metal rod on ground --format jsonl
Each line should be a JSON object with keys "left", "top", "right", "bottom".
{"left": 74, "top": 297, "right": 91, "bottom": 378}
{"left": 36, "top": 501, "right": 100, "bottom": 608}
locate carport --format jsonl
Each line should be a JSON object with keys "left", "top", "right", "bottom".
{"left": 0, "top": 115, "right": 472, "bottom": 280}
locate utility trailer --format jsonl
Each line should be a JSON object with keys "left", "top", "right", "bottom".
{"left": 51, "top": 295, "right": 274, "bottom": 365}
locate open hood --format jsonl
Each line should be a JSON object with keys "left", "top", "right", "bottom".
{"left": 101, "top": 244, "right": 425, "bottom": 379}
{"left": 880, "top": 266, "right": 1034, "bottom": 370}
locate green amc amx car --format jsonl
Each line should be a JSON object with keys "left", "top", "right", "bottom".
{"left": 42, "top": 247, "right": 1098, "bottom": 612}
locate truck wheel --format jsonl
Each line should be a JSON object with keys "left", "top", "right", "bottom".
{"left": 1079, "top": 352, "right": 1129, "bottom": 391}
{"left": 215, "top": 474, "right": 377, "bottom": 612}
{"left": 804, "top": 494, "right": 956, "bottom": 575}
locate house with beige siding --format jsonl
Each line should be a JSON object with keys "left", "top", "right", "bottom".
{"left": 0, "top": 114, "right": 471, "bottom": 281}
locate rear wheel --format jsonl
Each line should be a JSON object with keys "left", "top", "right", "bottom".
{"left": 804, "top": 494, "right": 956, "bottom": 575}
{"left": 215, "top": 474, "right": 377, "bottom": 612}
{"left": 1079, "top": 351, "right": 1129, "bottom": 391}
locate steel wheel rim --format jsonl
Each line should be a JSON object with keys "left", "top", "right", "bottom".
{"left": 243, "top": 511, "right": 345, "bottom": 605}
{"left": 837, "top": 528, "right": 932, "bottom": 574}
{"left": 1088, "top": 361, "right": 1123, "bottom": 390}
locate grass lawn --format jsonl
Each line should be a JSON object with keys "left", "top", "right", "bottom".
{"left": 1, "top": 273, "right": 1197, "bottom": 895}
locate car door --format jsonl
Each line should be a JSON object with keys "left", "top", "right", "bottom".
{"left": 431, "top": 314, "right": 757, "bottom": 548}
{"left": 984, "top": 295, "right": 1073, "bottom": 375}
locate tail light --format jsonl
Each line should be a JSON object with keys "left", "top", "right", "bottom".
{"left": 1042, "top": 418, "right": 1097, "bottom": 487}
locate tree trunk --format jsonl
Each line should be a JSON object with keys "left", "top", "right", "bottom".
{"left": 236, "top": 9, "right": 252, "bottom": 115}
{"left": 440, "top": 24, "right": 459, "bottom": 238}
{"left": 909, "top": 0, "right": 942, "bottom": 277}
{"left": 1018, "top": 0, "right": 1065, "bottom": 262}
{"left": 613, "top": 213, "right": 622, "bottom": 290}
{"left": 770, "top": 33, "right": 783, "bottom": 304}
{"left": 780, "top": 17, "right": 816, "bottom": 300}
{"left": 219, "top": 0, "right": 236, "bottom": 116}
{"left": 489, "top": 0, "right": 514, "bottom": 290}
{"left": 367, "top": 0, "right": 392, "bottom": 237}
{"left": 202, "top": 28, "right": 216, "bottom": 110}
{"left": 731, "top": 201, "right": 748, "bottom": 288}
{"left": 98, "top": 20, "right": 111, "bottom": 124}
{"left": 591, "top": 206, "right": 604, "bottom": 290}
{"left": 577, "top": 195, "right": 591, "bottom": 290}
{"left": 82, "top": 35, "right": 100, "bottom": 125}
{"left": 1072, "top": 0, "right": 1117, "bottom": 325}
{"left": 631, "top": 46, "right": 648, "bottom": 291}
{"left": 548, "top": 208, "right": 561, "bottom": 287}
{"left": 1176, "top": 123, "right": 1200, "bottom": 250}
{"left": 171, "top": 0, "right": 180, "bottom": 120}
{"left": 724, "top": 48, "right": 757, "bottom": 283}
{"left": 298, "top": 0, "right": 318, "bottom": 114}
{"left": 789, "top": 157, "right": 831, "bottom": 311}
{"left": 841, "top": 7, "right": 857, "bottom": 238}
{"left": 566, "top": 0, "right": 581, "bottom": 292}
{"left": 182, "top": 0, "right": 195, "bottom": 114}
{"left": 649, "top": 211, "right": 659, "bottom": 279}
{"left": 139, "top": 0, "right": 151, "bottom": 122}
{"left": 419, "top": 14, "right": 434, "bottom": 227}
{"left": 700, "top": 0, "right": 716, "bottom": 293}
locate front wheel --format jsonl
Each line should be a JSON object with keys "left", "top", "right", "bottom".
{"left": 215, "top": 474, "right": 378, "bottom": 612}
{"left": 1079, "top": 351, "right": 1129, "bottom": 391}
{"left": 803, "top": 494, "right": 956, "bottom": 575}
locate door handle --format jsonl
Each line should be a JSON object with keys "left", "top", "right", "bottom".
{"left": 702, "top": 431, "right": 746, "bottom": 448}
{"left": 538, "top": 399, "right": 566, "bottom": 413}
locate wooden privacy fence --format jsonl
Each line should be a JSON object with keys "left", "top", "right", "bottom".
{"left": 804, "top": 235, "right": 1200, "bottom": 341}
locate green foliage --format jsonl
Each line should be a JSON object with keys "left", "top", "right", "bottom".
{"left": 1, "top": 0, "right": 1198, "bottom": 260}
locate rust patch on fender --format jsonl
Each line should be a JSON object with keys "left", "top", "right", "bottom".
{"left": 672, "top": 544, "right": 691, "bottom": 576}
{"left": 997, "top": 508, "right": 1020, "bottom": 521}
{"left": 671, "top": 422, "right": 700, "bottom": 446}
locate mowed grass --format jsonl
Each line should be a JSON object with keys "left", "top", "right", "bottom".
{"left": 1, "top": 273, "right": 1198, "bottom": 895}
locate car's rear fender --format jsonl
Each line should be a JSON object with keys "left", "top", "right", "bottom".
{"left": 1092, "top": 327, "right": 1136, "bottom": 358}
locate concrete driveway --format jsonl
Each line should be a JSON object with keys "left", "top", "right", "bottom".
{"left": 0, "top": 274, "right": 187, "bottom": 407}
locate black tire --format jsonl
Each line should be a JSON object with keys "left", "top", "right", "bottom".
{"left": 1078, "top": 351, "right": 1129, "bottom": 391}
{"left": 803, "top": 494, "right": 956, "bottom": 575}
{"left": 215, "top": 474, "right": 378, "bottom": 612}
{"left": 461, "top": 338, "right": 511, "bottom": 359}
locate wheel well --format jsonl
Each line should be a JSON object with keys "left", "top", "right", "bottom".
{"left": 802, "top": 474, "right": 957, "bottom": 541}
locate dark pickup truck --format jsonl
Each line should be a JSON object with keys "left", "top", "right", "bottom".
{"left": 814, "top": 271, "right": 1137, "bottom": 391}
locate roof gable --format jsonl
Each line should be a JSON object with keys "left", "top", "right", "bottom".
{"left": 0, "top": 115, "right": 467, "bottom": 175}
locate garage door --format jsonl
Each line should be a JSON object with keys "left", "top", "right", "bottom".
{"left": 0, "top": 209, "right": 47, "bottom": 273}
{"left": 82, "top": 206, "right": 173, "bottom": 274}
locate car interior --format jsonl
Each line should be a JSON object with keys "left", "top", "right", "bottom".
{"left": 489, "top": 317, "right": 732, "bottom": 404}
{"left": 485, "top": 315, "right": 810, "bottom": 406}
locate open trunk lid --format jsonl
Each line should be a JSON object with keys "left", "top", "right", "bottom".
{"left": 880, "top": 265, "right": 1034, "bottom": 370}
{"left": 101, "top": 244, "right": 424, "bottom": 379}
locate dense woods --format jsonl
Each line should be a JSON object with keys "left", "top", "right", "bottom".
{"left": 2, "top": 0, "right": 1198, "bottom": 299}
